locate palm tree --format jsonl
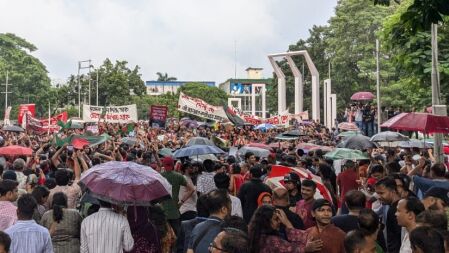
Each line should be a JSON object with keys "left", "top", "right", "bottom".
{"left": 156, "top": 72, "right": 177, "bottom": 82}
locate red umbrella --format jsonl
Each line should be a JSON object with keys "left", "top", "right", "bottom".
{"left": 264, "top": 165, "right": 333, "bottom": 203}
{"left": 0, "top": 145, "right": 33, "bottom": 156}
{"left": 381, "top": 112, "right": 449, "bottom": 133}
{"left": 79, "top": 161, "right": 172, "bottom": 205}
{"left": 351, "top": 91, "right": 375, "bottom": 100}
{"left": 338, "top": 122, "right": 359, "bottom": 131}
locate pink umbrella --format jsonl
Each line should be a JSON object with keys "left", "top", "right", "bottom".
{"left": 351, "top": 91, "right": 375, "bottom": 100}
{"left": 338, "top": 122, "right": 359, "bottom": 131}
{"left": 0, "top": 145, "right": 33, "bottom": 156}
{"left": 246, "top": 143, "right": 272, "bottom": 151}
{"left": 79, "top": 161, "right": 172, "bottom": 205}
{"left": 381, "top": 112, "right": 449, "bottom": 133}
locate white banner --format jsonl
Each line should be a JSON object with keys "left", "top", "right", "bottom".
{"left": 83, "top": 104, "right": 138, "bottom": 123}
{"left": 178, "top": 92, "right": 228, "bottom": 121}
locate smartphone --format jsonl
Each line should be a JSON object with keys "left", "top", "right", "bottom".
{"left": 67, "top": 145, "right": 74, "bottom": 152}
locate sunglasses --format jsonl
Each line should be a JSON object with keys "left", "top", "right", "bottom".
{"left": 209, "top": 241, "right": 227, "bottom": 252}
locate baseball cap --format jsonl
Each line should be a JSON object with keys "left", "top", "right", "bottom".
{"left": 312, "top": 198, "right": 332, "bottom": 211}
{"left": 0, "top": 179, "right": 19, "bottom": 196}
{"left": 162, "top": 156, "right": 175, "bottom": 171}
{"left": 424, "top": 187, "right": 449, "bottom": 206}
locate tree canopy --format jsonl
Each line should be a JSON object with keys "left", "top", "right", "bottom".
{"left": 156, "top": 72, "right": 177, "bottom": 82}
{"left": 0, "top": 33, "right": 52, "bottom": 118}
{"left": 374, "top": 0, "right": 449, "bottom": 32}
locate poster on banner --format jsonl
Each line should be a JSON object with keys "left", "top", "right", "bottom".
{"left": 86, "top": 124, "right": 99, "bottom": 134}
{"left": 265, "top": 114, "right": 290, "bottom": 126}
{"left": 25, "top": 111, "right": 68, "bottom": 133}
{"left": 83, "top": 104, "right": 138, "bottom": 123}
{"left": 177, "top": 92, "right": 228, "bottom": 122}
{"left": 18, "top": 104, "right": 35, "bottom": 125}
{"left": 149, "top": 105, "right": 168, "bottom": 128}
{"left": 290, "top": 111, "right": 309, "bottom": 121}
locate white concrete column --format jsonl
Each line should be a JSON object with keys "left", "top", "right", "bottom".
{"left": 286, "top": 56, "right": 303, "bottom": 114}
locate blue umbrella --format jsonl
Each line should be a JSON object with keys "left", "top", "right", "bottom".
{"left": 173, "top": 145, "right": 225, "bottom": 158}
{"left": 254, "top": 123, "right": 276, "bottom": 131}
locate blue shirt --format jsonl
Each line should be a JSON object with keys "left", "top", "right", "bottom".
{"left": 5, "top": 220, "right": 53, "bottom": 253}
{"left": 413, "top": 176, "right": 449, "bottom": 198}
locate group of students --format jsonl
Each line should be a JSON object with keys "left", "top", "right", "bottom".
{"left": 0, "top": 119, "right": 448, "bottom": 253}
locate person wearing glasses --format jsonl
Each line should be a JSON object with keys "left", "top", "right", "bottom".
{"left": 208, "top": 228, "right": 248, "bottom": 253}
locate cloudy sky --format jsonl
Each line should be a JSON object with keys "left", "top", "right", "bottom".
{"left": 0, "top": 0, "right": 337, "bottom": 84}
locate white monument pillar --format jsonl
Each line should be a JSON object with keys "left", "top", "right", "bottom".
{"left": 268, "top": 57, "right": 286, "bottom": 114}
{"left": 286, "top": 56, "right": 303, "bottom": 114}
{"left": 330, "top": 94, "right": 337, "bottom": 128}
{"left": 268, "top": 51, "right": 320, "bottom": 122}
{"left": 324, "top": 79, "right": 332, "bottom": 129}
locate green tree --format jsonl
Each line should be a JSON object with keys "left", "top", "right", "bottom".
{"left": 374, "top": 0, "right": 449, "bottom": 31}
{"left": 156, "top": 72, "right": 177, "bottom": 81}
{"left": 62, "top": 59, "right": 146, "bottom": 107}
{"left": 380, "top": 0, "right": 449, "bottom": 109}
{"left": 178, "top": 82, "right": 228, "bottom": 106}
{"left": 0, "top": 33, "right": 52, "bottom": 118}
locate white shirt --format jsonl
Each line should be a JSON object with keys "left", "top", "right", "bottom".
{"left": 400, "top": 231, "right": 412, "bottom": 253}
{"left": 5, "top": 220, "right": 53, "bottom": 253}
{"left": 80, "top": 208, "right": 134, "bottom": 253}
{"left": 179, "top": 175, "right": 198, "bottom": 214}
{"left": 230, "top": 195, "right": 243, "bottom": 218}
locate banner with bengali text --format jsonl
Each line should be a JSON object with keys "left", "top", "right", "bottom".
{"left": 177, "top": 92, "right": 228, "bottom": 121}
{"left": 83, "top": 104, "right": 138, "bottom": 123}
{"left": 149, "top": 105, "right": 168, "bottom": 128}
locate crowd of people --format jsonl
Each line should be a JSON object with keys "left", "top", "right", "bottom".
{"left": 0, "top": 118, "right": 448, "bottom": 253}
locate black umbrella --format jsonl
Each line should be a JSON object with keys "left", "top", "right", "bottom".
{"left": 186, "top": 137, "right": 215, "bottom": 146}
{"left": 338, "top": 135, "right": 378, "bottom": 150}
{"left": 2, "top": 125, "right": 24, "bottom": 132}
{"left": 370, "top": 131, "right": 409, "bottom": 142}
{"left": 282, "top": 130, "right": 305, "bottom": 137}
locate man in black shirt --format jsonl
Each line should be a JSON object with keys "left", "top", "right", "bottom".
{"left": 375, "top": 177, "right": 402, "bottom": 253}
{"left": 272, "top": 187, "right": 304, "bottom": 240}
{"left": 238, "top": 164, "right": 271, "bottom": 223}
{"left": 331, "top": 190, "right": 366, "bottom": 232}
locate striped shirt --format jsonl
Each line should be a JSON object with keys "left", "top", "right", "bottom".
{"left": 5, "top": 220, "right": 53, "bottom": 253}
{"left": 80, "top": 208, "right": 134, "bottom": 253}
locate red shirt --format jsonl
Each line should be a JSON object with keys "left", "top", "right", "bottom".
{"left": 295, "top": 199, "right": 316, "bottom": 229}
{"left": 336, "top": 169, "right": 359, "bottom": 205}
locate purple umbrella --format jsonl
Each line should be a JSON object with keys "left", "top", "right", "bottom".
{"left": 79, "top": 161, "right": 172, "bottom": 206}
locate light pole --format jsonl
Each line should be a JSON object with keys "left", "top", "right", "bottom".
{"left": 431, "top": 23, "right": 443, "bottom": 163}
{"left": 376, "top": 39, "right": 381, "bottom": 134}
{"left": 96, "top": 70, "right": 99, "bottom": 106}
{"left": 77, "top": 60, "right": 91, "bottom": 117}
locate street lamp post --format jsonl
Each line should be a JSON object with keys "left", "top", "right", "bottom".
{"left": 431, "top": 23, "right": 443, "bottom": 163}
{"left": 96, "top": 70, "right": 99, "bottom": 106}
{"left": 77, "top": 60, "right": 91, "bottom": 118}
